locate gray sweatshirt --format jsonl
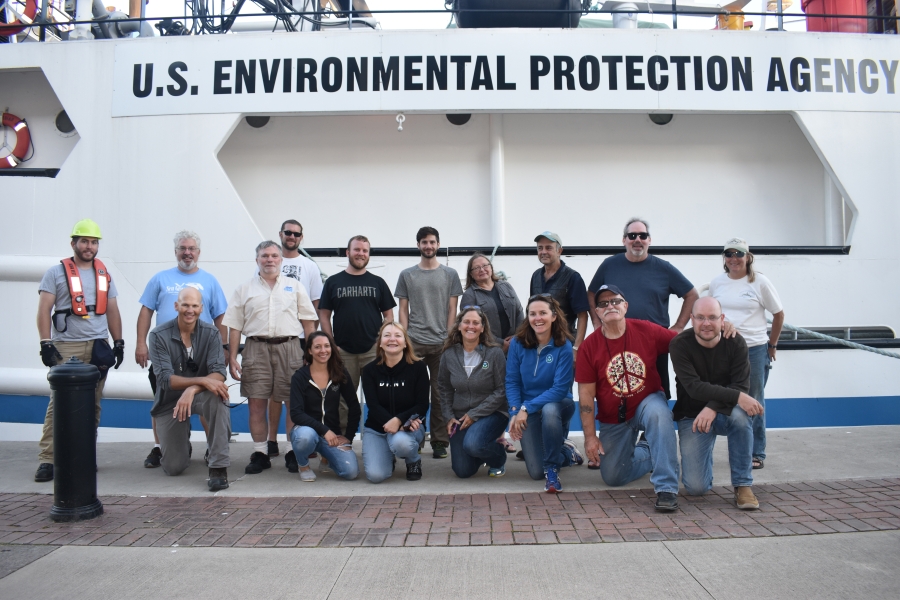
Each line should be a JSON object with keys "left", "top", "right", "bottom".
{"left": 437, "top": 344, "right": 508, "bottom": 423}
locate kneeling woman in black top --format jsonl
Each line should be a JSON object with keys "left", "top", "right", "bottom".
{"left": 361, "top": 321, "right": 430, "bottom": 483}
{"left": 289, "top": 331, "right": 361, "bottom": 482}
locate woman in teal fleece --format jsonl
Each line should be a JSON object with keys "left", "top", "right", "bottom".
{"left": 506, "top": 295, "right": 581, "bottom": 493}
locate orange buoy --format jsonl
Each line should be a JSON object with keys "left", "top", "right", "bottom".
{"left": 0, "top": 112, "right": 31, "bottom": 169}
{"left": 0, "top": 0, "right": 38, "bottom": 37}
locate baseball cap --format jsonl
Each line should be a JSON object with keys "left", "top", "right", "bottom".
{"left": 596, "top": 284, "right": 626, "bottom": 302}
{"left": 534, "top": 231, "right": 562, "bottom": 245}
{"left": 723, "top": 237, "right": 749, "bottom": 254}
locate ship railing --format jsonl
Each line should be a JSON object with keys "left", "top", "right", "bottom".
{"left": 1, "top": 1, "right": 898, "bottom": 42}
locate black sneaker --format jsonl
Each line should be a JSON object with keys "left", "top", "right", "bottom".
{"left": 655, "top": 491, "right": 679, "bottom": 512}
{"left": 208, "top": 468, "right": 229, "bottom": 492}
{"left": 516, "top": 450, "right": 524, "bottom": 460}
{"left": 144, "top": 447, "right": 162, "bottom": 468}
{"left": 34, "top": 463, "right": 53, "bottom": 482}
{"left": 406, "top": 459, "right": 422, "bottom": 481}
{"left": 432, "top": 444, "right": 448, "bottom": 459}
{"left": 245, "top": 451, "right": 272, "bottom": 474}
{"left": 285, "top": 450, "right": 299, "bottom": 473}
{"left": 267, "top": 441, "right": 280, "bottom": 457}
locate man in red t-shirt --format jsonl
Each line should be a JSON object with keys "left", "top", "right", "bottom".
{"left": 576, "top": 284, "right": 681, "bottom": 512}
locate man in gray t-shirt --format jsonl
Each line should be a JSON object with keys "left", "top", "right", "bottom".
{"left": 395, "top": 227, "right": 463, "bottom": 457}
{"left": 34, "top": 219, "right": 124, "bottom": 483}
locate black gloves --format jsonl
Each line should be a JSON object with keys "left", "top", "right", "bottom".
{"left": 113, "top": 339, "right": 125, "bottom": 369}
{"left": 40, "top": 341, "right": 63, "bottom": 367}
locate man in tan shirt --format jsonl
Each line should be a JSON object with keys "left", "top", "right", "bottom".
{"left": 222, "top": 241, "right": 317, "bottom": 475}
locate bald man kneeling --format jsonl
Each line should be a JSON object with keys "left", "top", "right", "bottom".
{"left": 148, "top": 287, "right": 232, "bottom": 491}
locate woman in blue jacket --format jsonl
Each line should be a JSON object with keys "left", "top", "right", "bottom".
{"left": 507, "top": 295, "right": 581, "bottom": 493}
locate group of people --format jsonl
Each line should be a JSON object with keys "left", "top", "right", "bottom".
{"left": 34, "top": 217, "right": 784, "bottom": 512}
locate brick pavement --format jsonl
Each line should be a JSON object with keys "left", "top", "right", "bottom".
{"left": 1, "top": 478, "right": 898, "bottom": 548}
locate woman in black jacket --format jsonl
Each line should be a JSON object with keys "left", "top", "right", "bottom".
{"left": 361, "top": 321, "right": 430, "bottom": 483}
{"left": 288, "top": 331, "right": 361, "bottom": 482}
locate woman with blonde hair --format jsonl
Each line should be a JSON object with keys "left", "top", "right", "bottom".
{"left": 361, "top": 321, "right": 431, "bottom": 483}
{"left": 709, "top": 238, "right": 784, "bottom": 470}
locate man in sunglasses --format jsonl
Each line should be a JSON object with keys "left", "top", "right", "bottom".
{"left": 575, "top": 285, "right": 681, "bottom": 512}
{"left": 261, "top": 220, "right": 324, "bottom": 459}
{"left": 669, "top": 296, "right": 762, "bottom": 510}
{"left": 148, "top": 287, "right": 232, "bottom": 491}
{"left": 136, "top": 230, "right": 228, "bottom": 469}
{"left": 587, "top": 218, "right": 699, "bottom": 399}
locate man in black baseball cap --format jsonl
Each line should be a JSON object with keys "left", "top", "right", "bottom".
{"left": 574, "top": 284, "right": 682, "bottom": 512}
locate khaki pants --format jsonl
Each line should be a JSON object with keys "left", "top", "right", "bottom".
{"left": 38, "top": 340, "right": 106, "bottom": 463}
{"left": 337, "top": 344, "right": 377, "bottom": 434}
{"left": 412, "top": 341, "right": 448, "bottom": 447}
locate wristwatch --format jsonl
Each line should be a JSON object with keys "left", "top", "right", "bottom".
{"left": 767, "top": 342, "right": 777, "bottom": 349}
{"left": 520, "top": 405, "right": 528, "bottom": 413}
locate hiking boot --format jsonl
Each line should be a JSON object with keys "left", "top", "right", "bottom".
{"left": 34, "top": 463, "right": 53, "bottom": 482}
{"left": 432, "top": 444, "right": 448, "bottom": 459}
{"left": 735, "top": 486, "right": 760, "bottom": 510}
{"left": 208, "top": 468, "right": 229, "bottom": 492}
{"left": 144, "top": 447, "right": 162, "bottom": 468}
{"left": 563, "top": 439, "right": 584, "bottom": 466}
{"left": 655, "top": 492, "right": 679, "bottom": 512}
{"left": 299, "top": 466, "right": 316, "bottom": 482}
{"left": 545, "top": 467, "right": 562, "bottom": 493}
{"left": 244, "top": 451, "right": 272, "bottom": 474}
{"left": 489, "top": 465, "right": 506, "bottom": 477}
{"left": 267, "top": 441, "right": 280, "bottom": 457}
{"left": 285, "top": 450, "right": 299, "bottom": 473}
{"left": 406, "top": 459, "right": 423, "bottom": 481}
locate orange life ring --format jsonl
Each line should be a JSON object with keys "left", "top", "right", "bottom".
{"left": 0, "top": 112, "right": 31, "bottom": 169}
{"left": 0, "top": 0, "right": 38, "bottom": 37}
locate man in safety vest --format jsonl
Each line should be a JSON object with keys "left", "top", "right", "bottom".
{"left": 35, "top": 219, "right": 124, "bottom": 482}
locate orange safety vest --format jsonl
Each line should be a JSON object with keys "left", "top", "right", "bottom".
{"left": 60, "top": 258, "right": 111, "bottom": 316}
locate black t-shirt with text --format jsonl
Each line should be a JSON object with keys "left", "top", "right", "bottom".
{"left": 319, "top": 271, "right": 396, "bottom": 354}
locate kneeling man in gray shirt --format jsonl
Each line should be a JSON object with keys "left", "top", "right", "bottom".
{"left": 149, "top": 287, "right": 232, "bottom": 491}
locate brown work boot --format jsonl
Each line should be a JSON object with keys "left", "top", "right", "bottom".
{"left": 734, "top": 486, "right": 759, "bottom": 510}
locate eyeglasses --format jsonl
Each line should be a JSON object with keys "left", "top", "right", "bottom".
{"left": 723, "top": 250, "right": 746, "bottom": 258}
{"left": 692, "top": 315, "right": 722, "bottom": 323}
{"left": 281, "top": 230, "right": 303, "bottom": 238}
{"left": 176, "top": 246, "right": 199, "bottom": 253}
{"left": 626, "top": 232, "right": 649, "bottom": 241}
{"left": 470, "top": 264, "right": 492, "bottom": 273}
{"left": 597, "top": 298, "right": 625, "bottom": 308}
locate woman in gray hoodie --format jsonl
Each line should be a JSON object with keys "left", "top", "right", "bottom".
{"left": 438, "top": 306, "right": 509, "bottom": 478}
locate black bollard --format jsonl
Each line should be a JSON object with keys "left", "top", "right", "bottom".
{"left": 48, "top": 357, "right": 103, "bottom": 522}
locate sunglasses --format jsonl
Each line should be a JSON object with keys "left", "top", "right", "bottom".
{"left": 597, "top": 298, "right": 625, "bottom": 308}
{"left": 461, "top": 305, "right": 482, "bottom": 311}
{"left": 626, "top": 232, "right": 649, "bottom": 240}
{"left": 618, "top": 401, "right": 627, "bottom": 424}
{"left": 281, "top": 230, "right": 303, "bottom": 238}
{"left": 184, "top": 357, "right": 199, "bottom": 373}
{"left": 723, "top": 250, "right": 746, "bottom": 258}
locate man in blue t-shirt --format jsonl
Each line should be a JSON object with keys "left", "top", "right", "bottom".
{"left": 135, "top": 230, "right": 229, "bottom": 468}
{"left": 587, "top": 218, "right": 698, "bottom": 398}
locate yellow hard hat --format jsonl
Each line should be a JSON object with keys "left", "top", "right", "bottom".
{"left": 71, "top": 219, "right": 103, "bottom": 239}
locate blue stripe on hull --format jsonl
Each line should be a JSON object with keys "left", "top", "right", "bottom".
{"left": 3, "top": 394, "right": 899, "bottom": 432}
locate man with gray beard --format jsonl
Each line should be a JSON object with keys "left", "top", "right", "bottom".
{"left": 136, "top": 231, "right": 228, "bottom": 469}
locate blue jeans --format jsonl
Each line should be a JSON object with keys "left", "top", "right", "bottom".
{"left": 596, "top": 391, "right": 679, "bottom": 494}
{"left": 289, "top": 426, "right": 359, "bottom": 480}
{"left": 520, "top": 398, "right": 575, "bottom": 480}
{"left": 677, "top": 406, "right": 753, "bottom": 495}
{"left": 747, "top": 343, "right": 771, "bottom": 460}
{"left": 449, "top": 412, "right": 508, "bottom": 478}
{"left": 362, "top": 426, "right": 425, "bottom": 483}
